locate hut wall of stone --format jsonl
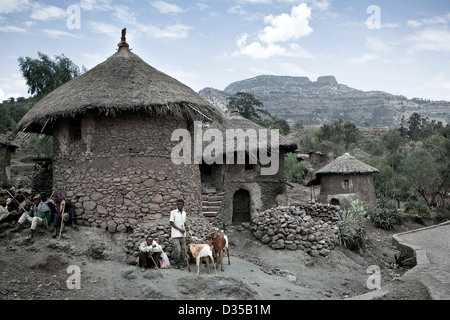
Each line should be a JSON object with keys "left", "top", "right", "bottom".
{"left": 0, "top": 146, "right": 12, "bottom": 188}
{"left": 52, "top": 112, "right": 202, "bottom": 232}
{"left": 318, "top": 173, "right": 377, "bottom": 207}
{"left": 211, "top": 151, "right": 287, "bottom": 224}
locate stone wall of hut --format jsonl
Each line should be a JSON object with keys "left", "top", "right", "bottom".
{"left": 52, "top": 112, "right": 203, "bottom": 232}
{"left": 318, "top": 174, "right": 377, "bottom": 208}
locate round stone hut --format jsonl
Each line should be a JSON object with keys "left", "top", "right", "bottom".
{"left": 315, "top": 153, "right": 379, "bottom": 208}
{"left": 15, "top": 30, "right": 223, "bottom": 231}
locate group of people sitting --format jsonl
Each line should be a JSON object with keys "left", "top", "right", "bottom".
{"left": 0, "top": 190, "right": 77, "bottom": 240}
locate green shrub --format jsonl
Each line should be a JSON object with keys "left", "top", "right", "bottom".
{"left": 337, "top": 200, "right": 367, "bottom": 252}
{"left": 405, "top": 198, "right": 429, "bottom": 224}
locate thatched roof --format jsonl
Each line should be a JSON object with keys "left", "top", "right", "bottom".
{"left": 204, "top": 109, "right": 298, "bottom": 153}
{"left": 0, "top": 134, "right": 19, "bottom": 150}
{"left": 315, "top": 153, "right": 379, "bottom": 175}
{"left": 16, "top": 29, "right": 223, "bottom": 135}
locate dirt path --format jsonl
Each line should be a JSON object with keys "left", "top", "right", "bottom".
{"left": 0, "top": 214, "right": 433, "bottom": 301}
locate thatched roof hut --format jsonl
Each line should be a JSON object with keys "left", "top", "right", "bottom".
{"left": 315, "top": 153, "right": 379, "bottom": 176}
{"left": 315, "top": 153, "right": 379, "bottom": 208}
{"left": 16, "top": 29, "right": 223, "bottom": 135}
{"left": 14, "top": 29, "right": 228, "bottom": 231}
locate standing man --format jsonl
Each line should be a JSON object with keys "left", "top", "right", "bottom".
{"left": 169, "top": 199, "right": 189, "bottom": 270}
{"left": 10, "top": 194, "right": 51, "bottom": 240}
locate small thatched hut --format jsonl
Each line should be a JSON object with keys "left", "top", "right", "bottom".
{"left": 315, "top": 153, "right": 379, "bottom": 208}
{"left": 15, "top": 29, "right": 224, "bottom": 231}
{"left": 201, "top": 108, "right": 297, "bottom": 223}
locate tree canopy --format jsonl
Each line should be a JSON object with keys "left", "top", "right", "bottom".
{"left": 18, "top": 52, "right": 84, "bottom": 102}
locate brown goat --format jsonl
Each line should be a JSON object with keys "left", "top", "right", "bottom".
{"left": 207, "top": 228, "right": 230, "bottom": 272}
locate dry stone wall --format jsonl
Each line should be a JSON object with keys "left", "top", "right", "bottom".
{"left": 251, "top": 202, "right": 341, "bottom": 257}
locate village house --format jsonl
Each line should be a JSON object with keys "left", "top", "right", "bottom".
{"left": 315, "top": 153, "right": 379, "bottom": 208}
{"left": 14, "top": 29, "right": 297, "bottom": 231}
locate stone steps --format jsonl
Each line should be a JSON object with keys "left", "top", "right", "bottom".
{"left": 201, "top": 184, "right": 224, "bottom": 221}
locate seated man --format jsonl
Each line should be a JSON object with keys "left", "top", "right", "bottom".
{"left": 10, "top": 194, "right": 51, "bottom": 240}
{"left": 52, "top": 192, "right": 77, "bottom": 238}
{"left": 0, "top": 197, "right": 9, "bottom": 223}
{"left": 138, "top": 237, "right": 162, "bottom": 272}
{"left": 7, "top": 190, "right": 31, "bottom": 221}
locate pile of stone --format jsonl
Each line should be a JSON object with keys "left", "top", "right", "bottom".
{"left": 123, "top": 216, "right": 214, "bottom": 264}
{"left": 250, "top": 202, "right": 341, "bottom": 257}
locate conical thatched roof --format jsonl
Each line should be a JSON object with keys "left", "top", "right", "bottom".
{"left": 315, "top": 153, "right": 379, "bottom": 175}
{"left": 16, "top": 29, "right": 223, "bottom": 134}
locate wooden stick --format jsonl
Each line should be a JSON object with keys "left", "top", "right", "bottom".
{"left": 57, "top": 200, "right": 66, "bottom": 240}
{"left": 182, "top": 231, "right": 190, "bottom": 272}
{"left": 149, "top": 254, "right": 163, "bottom": 278}
{"left": 5, "top": 189, "right": 27, "bottom": 213}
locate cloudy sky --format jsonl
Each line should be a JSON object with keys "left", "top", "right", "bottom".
{"left": 1, "top": 0, "right": 450, "bottom": 103}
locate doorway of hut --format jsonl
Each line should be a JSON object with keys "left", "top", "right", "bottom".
{"left": 330, "top": 198, "right": 340, "bottom": 206}
{"left": 232, "top": 189, "right": 251, "bottom": 223}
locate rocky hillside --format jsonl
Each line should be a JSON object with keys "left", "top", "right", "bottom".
{"left": 199, "top": 75, "right": 450, "bottom": 128}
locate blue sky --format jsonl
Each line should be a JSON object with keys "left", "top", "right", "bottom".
{"left": 1, "top": 0, "right": 450, "bottom": 103}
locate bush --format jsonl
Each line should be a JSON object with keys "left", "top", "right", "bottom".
{"left": 405, "top": 198, "right": 429, "bottom": 224}
{"left": 337, "top": 200, "right": 367, "bottom": 252}
{"left": 367, "top": 197, "right": 402, "bottom": 230}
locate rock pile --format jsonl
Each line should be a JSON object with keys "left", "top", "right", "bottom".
{"left": 250, "top": 202, "right": 341, "bottom": 257}
{"left": 123, "top": 216, "right": 215, "bottom": 264}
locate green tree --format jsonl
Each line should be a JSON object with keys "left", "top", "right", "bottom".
{"left": 400, "top": 149, "right": 440, "bottom": 208}
{"left": 18, "top": 52, "right": 84, "bottom": 102}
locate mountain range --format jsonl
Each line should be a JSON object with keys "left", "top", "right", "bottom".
{"left": 198, "top": 75, "right": 449, "bottom": 128}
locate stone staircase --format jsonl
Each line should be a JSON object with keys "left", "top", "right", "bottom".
{"left": 201, "top": 183, "right": 224, "bottom": 221}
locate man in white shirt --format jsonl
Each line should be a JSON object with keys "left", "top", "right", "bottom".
{"left": 139, "top": 237, "right": 162, "bottom": 272}
{"left": 169, "top": 199, "right": 189, "bottom": 270}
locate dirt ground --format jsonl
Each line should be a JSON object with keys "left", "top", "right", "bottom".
{"left": 0, "top": 184, "right": 436, "bottom": 302}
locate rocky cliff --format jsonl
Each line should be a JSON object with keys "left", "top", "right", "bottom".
{"left": 199, "top": 75, "right": 449, "bottom": 127}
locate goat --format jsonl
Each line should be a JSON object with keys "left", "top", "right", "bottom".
{"left": 188, "top": 242, "right": 217, "bottom": 275}
{"left": 207, "top": 227, "right": 230, "bottom": 272}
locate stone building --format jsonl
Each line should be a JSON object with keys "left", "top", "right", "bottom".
{"left": 315, "top": 153, "right": 379, "bottom": 208}
{"left": 0, "top": 135, "right": 19, "bottom": 188}
{"left": 200, "top": 109, "right": 297, "bottom": 224}
{"left": 15, "top": 30, "right": 224, "bottom": 232}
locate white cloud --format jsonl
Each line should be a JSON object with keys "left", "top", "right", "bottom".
{"left": 259, "top": 3, "right": 313, "bottom": 44}
{"left": 228, "top": 5, "right": 245, "bottom": 15}
{"left": 407, "top": 28, "right": 450, "bottom": 52}
{"left": 232, "top": 33, "right": 311, "bottom": 59}
{"left": 89, "top": 21, "right": 121, "bottom": 37}
{"left": 230, "top": 3, "right": 313, "bottom": 59}
{"left": 30, "top": 4, "right": 67, "bottom": 21}
{"left": 137, "top": 23, "right": 192, "bottom": 39}
{"left": 0, "top": 0, "right": 29, "bottom": 14}
{"left": 407, "top": 13, "right": 450, "bottom": 28}
{"left": 348, "top": 54, "right": 379, "bottom": 65}
{"left": 0, "top": 25, "right": 26, "bottom": 33}
{"left": 78, "top": 0, "right": 112, "bottom": 11}
{"left": 43, "top": 29, "right": 82, "bottom": 39}
{"left": 365, "top": 37, "right": 393, "bottom": 53}
{"left": 112, "top": 5, "right": 137, "bottom": 24}
{"left": 150, "top": 1, "right": 182, "bottom": 14}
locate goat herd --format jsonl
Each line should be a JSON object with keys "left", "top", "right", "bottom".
{"left": 188, "top": 227, "right": 230, "bottom": 275}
